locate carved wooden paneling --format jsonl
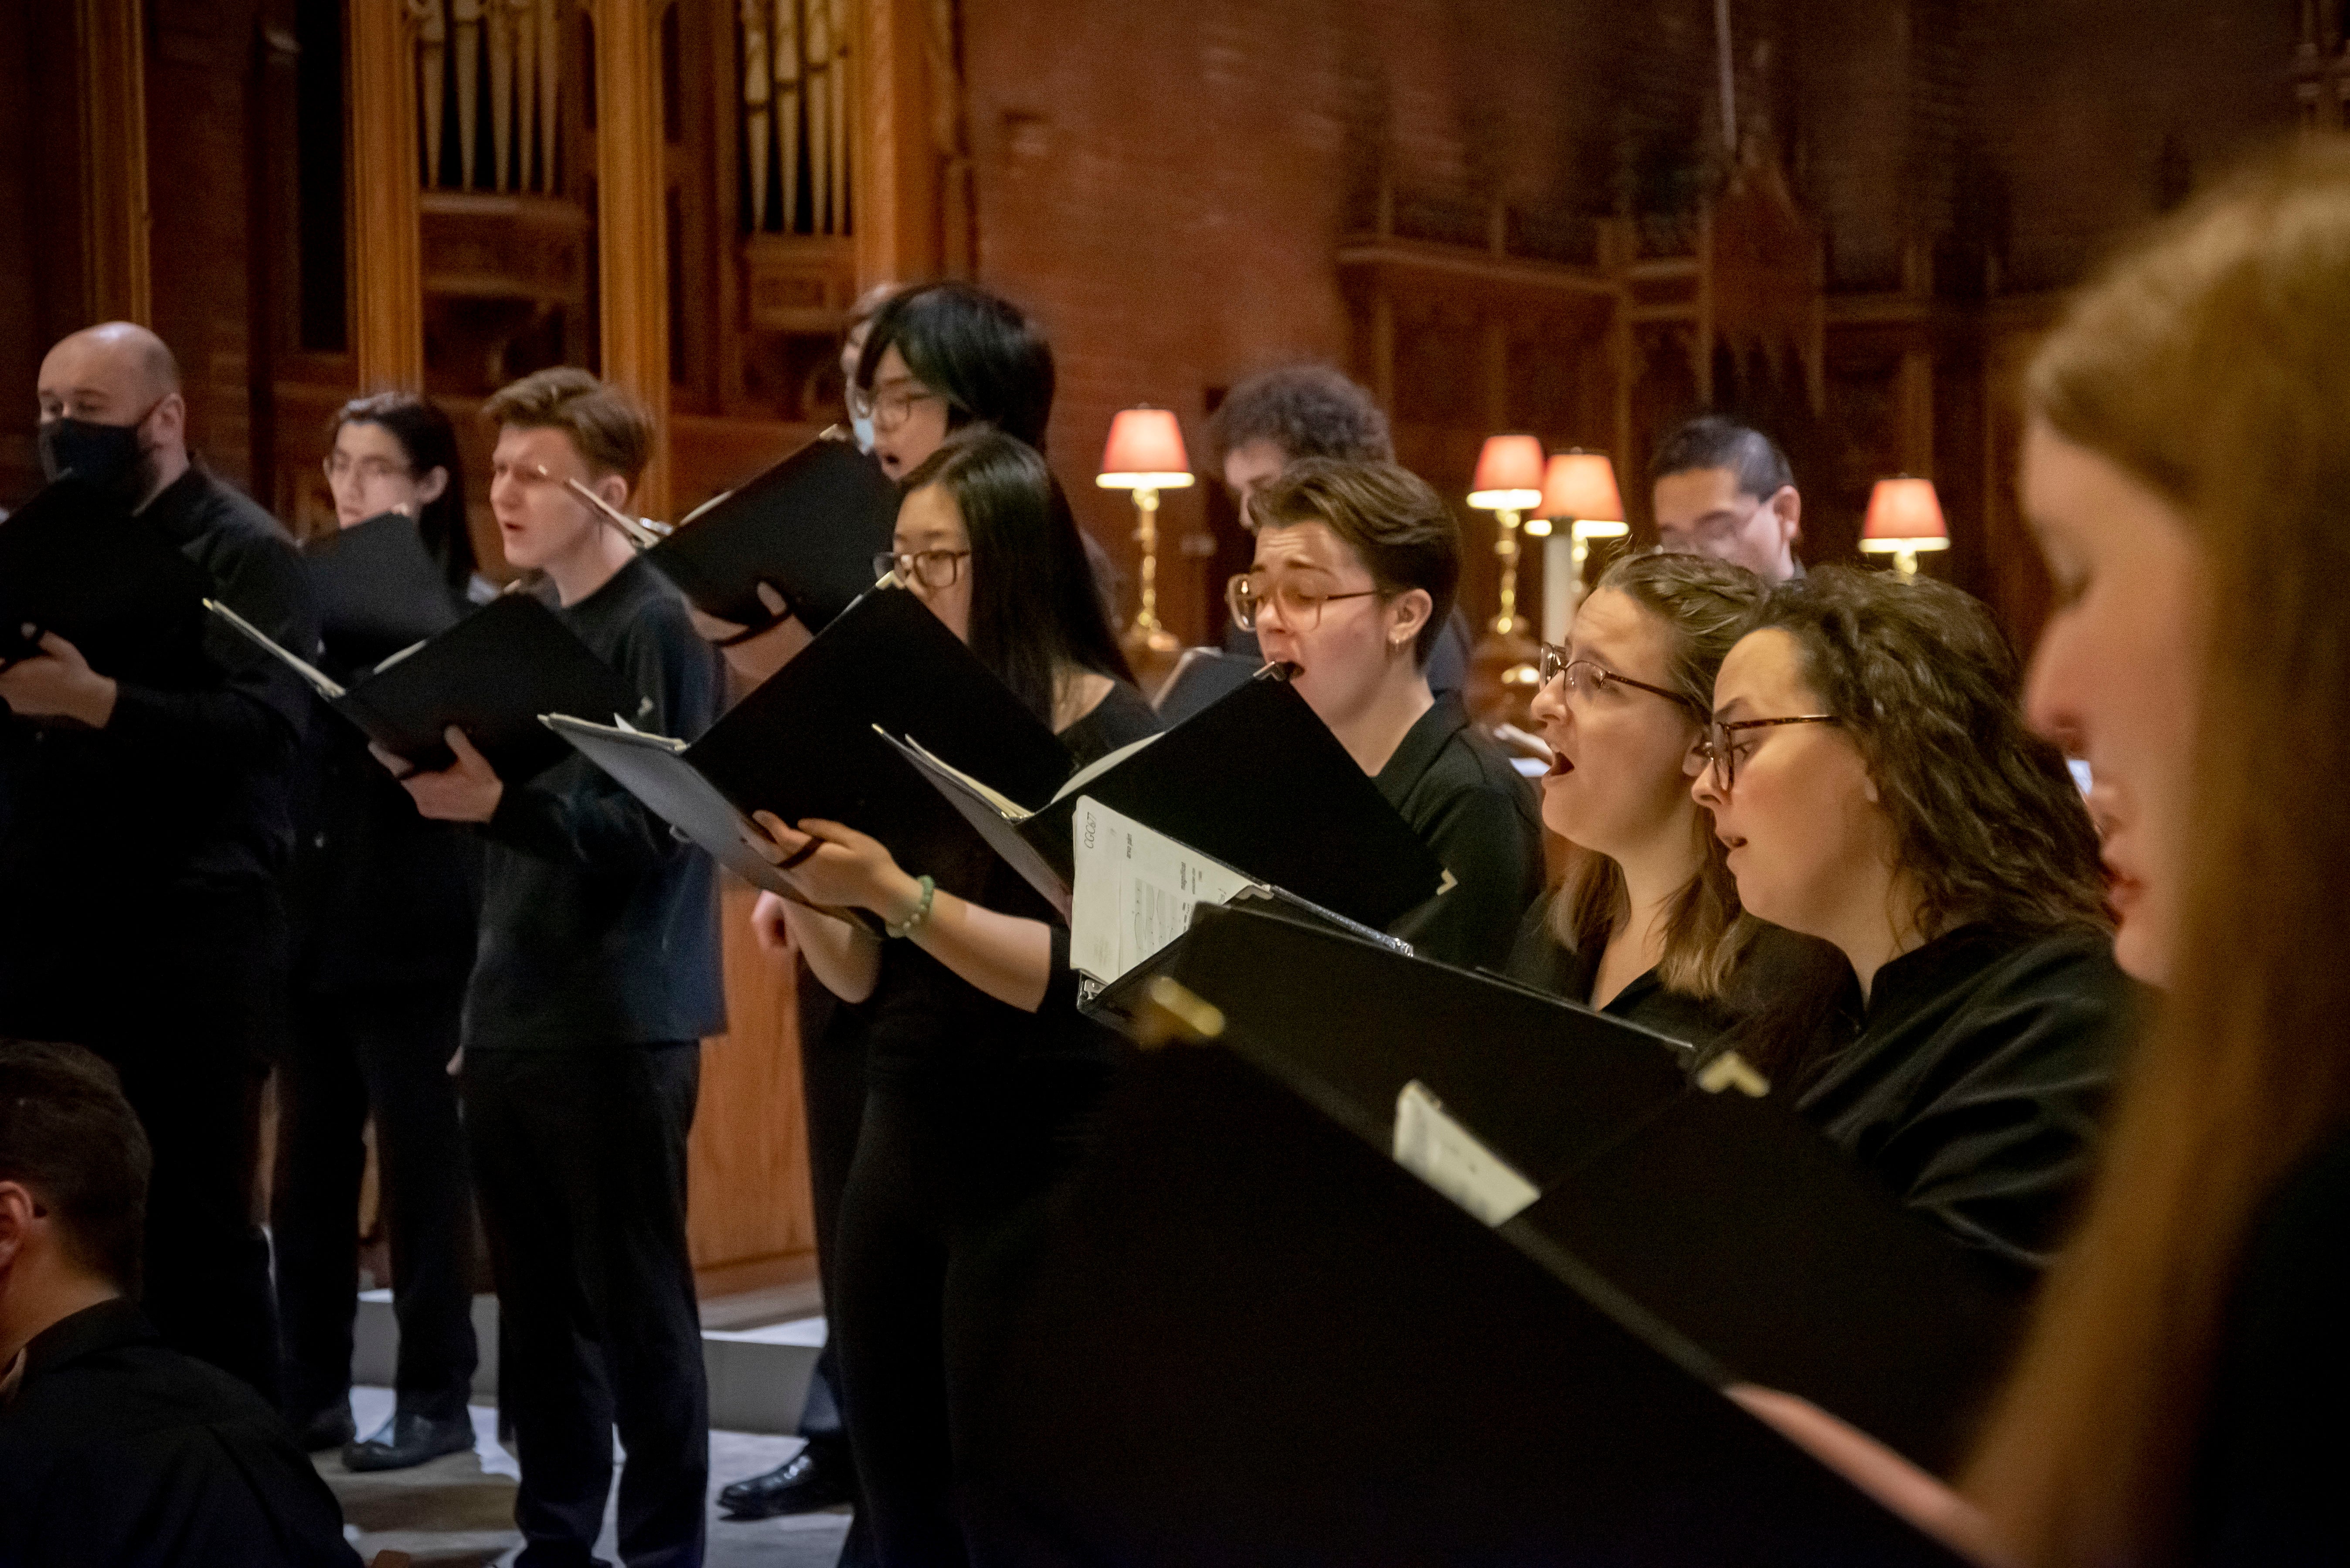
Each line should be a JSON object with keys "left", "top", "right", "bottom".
{"left": 75, "top": 0, "right": 149, "bottom": 324}
{"left": 590, "top": 0, "right": 673, "bottom": 517}
{"left": 687, "top": 880, "right": 819, "bottom": 1286}
{"left": 350, "top": 1, "right": 426, "bottom": 391}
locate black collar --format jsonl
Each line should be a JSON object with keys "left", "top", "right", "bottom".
{"left": 17, "top": 1298, "right": 150, "bottom": 1385}
{"left": 136, "top": 465, "right": 212, "bottom": 544}
{"left": 1373, "top": 691, "right": 1469, "bottom": 810}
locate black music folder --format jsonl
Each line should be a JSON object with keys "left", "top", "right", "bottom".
{"left": 545, "top": 585, "right": 1073, "bottom": 899}
{"left": 886, "top": 668, "right": 1447, "bottom": 929}
{"left": 1130, "top": 900, "right": 2026, "bottom": 1475}
{"left": 208, "top": 591, "right": 639, "bottom": 781}
{"left": 644, "top": 433, "right": 899, "bottom": 631}
{"left": 960, "top": 1010, "right": 1969, "bottom": 1565}
{"left": 301, "top": 511, "right": 462, "bottom": 658}
{"left": 0, "top": 475, "right": 212, "bottom": 687}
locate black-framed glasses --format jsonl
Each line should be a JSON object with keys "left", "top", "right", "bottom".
{"left": 1536, "top": 643, "right": 1694, "bottom": 711}
{"left": 1698, "top": 714, "right": 1840, "bottom": 790}
{"left": 1227, "top": 574, "right": 1381, "bottom": 633}
{"left": 875, "top": 549, "right": 970, "bottom": 589}
{"left": 848, "top": 382, "right": 949, "bottom": 433}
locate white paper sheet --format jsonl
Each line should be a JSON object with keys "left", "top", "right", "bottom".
{"left": 1068, "top": 795, "right": 1258, "bottom": 986}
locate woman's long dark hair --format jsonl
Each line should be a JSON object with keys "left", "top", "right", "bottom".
{"left": 327, "top": 392, "right": 476, "bottom": 593}
{"left": 900, "top": 428, "right": 1131, "bottom": 725}
{"left": 855, "top": 282, "right": 1055, "bottom": 451}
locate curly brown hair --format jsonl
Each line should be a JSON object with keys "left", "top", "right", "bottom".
{"left": 1749, "top": 566, "right": 2109, "bottom": 943}
{"left": 1550, "top": 550, "right": 1771, "bottom": 998}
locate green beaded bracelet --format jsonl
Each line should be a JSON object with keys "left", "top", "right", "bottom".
{"left": 885, "top": 874, "right": 937, "bottom": 939}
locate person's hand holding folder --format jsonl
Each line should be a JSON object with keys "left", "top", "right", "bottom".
{"left": 0, "top": 628, "right": 116, "bottom": 729}
{"left": 377, "top": 725, "right": 506, "bottom": 822}
{"left": 745, "top": 811, "right": 917, "bottom": 916}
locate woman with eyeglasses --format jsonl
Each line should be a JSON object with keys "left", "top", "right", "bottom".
{"left": 1237, "top": 458, "right": 1544, "bottom": 971}
{"left": 273, "top": 394, "right": 484, "bottom": 1467}
{"left": 1692, "top": 566, "right": 2140, "bottom": 1274}
{"left": 745, "top": 428, "right": 1156, "bottom": 1564}
{"left": 1507, "top": 550, "right": 1839, "bottom": 1044}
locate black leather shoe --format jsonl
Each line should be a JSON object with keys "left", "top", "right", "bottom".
{"left": 342, "top": 1409, "right": 476, "bottom": 1473}
{"left": 718, "top": 1442, "right": 855, "bottom": 1519}
{"left": 293, "top": 1406, "right": 356, "bottom": 1453}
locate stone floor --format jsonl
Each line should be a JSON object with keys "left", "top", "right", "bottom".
{"left": 323, "top": 1387, "right": 853, "bottom": 1567}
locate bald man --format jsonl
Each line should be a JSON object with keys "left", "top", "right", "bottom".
{"left": 0, "top": 322, "right": 319, "bottom": 1402}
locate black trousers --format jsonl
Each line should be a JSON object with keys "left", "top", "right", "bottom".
{"left": 464, "top": 1043, "right": 708, "bottom": 1568}
{"left": 796, "top": 964, "right": 865, "bottom": 1452}
{"left": 831, "top": 1072, "right": 1105, "bottom": 1568}
{"left": 0, "top": 885, "right": 289, "bottom": 1402}
{"left": 273, "top": 986, "right": 478, "bottom": 1424}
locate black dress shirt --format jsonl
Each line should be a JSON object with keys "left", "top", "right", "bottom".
{"left": 0, "top": 1299, "right": 360, "bottom": 1566}
{"left": 2194, "top": 1120, "right": 2350, "bottom": 1566}
{"left": 0, "top": 466, "right": 317, "bottom": 1031}
{"left": 1794, "top": 922, "right": 2140, "bottom": 1273}
{"left": 1374, "top": 692, "right": 1545, "bottom": 973}
{"left": 289, "top": 572, "right": 479, "bottom": 997}
{"left": 465, "top": 557, "right": 727, "bottom": 1051}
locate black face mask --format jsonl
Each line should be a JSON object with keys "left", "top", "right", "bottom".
{"left": 38, "top": 411, "right": 156, "bottom": 503}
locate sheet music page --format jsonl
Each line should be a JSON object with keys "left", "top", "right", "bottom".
{"left": 1068, "top": 795, "right": 1258, "bottom": 984}
{"left": 1048, "top": 732, "right": 1162, "bottom": 806}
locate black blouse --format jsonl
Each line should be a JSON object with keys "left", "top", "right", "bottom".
{"left": 1503, "top": 893, "right": 1740, "bottom": 1047}
{"left": 864, "top": 679, "right": 1163, "bottom": 1089}
{"left": 2192, "top": 1119, "right": 2350, "bottom": 1565}
{"left": 1503, "top": 894, "right": 1848, "bottom": 1054}
{"left": 1374, "top": 693, "right": 1546, "bottom": 973}
{"left": 1793, "top": 922, "right": 2142, "bottom": 1274}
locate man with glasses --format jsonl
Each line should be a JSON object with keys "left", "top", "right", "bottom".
{"left": 1649, "top": 415, "right": 1806, "bottom": 582}
{"left": 0, "top": 322, "right": 316, "bottom": 1402}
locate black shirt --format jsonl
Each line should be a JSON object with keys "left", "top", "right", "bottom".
{"left": 0, "top": 1300, "right": 360, "bottom": 1566}
{"left": 866, "top": 679, "right": 1163, "bottom": 1089}
{"left": 466, "top": 558, "right": 727, "bottom": 1051}
{"left": 289, "top": 579, "right": 479, "bottom": 997}
{"left": 2194, "top": 1120, "right": 2350, "bottom": 1566}
{"left": 1373, "top": 692, "right": 1545, "bottom": 973}
{"left": 1794, "top": 922, "right": 2139, "bottom": 1273}
{"left": 0, "top": 466, "right": 317, "bottom": 1031}
{"left": 1502, "top": 895, "right": 1848, "bottom": 1054}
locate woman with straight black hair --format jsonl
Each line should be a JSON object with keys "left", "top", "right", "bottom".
{"left": 852, "top": 280, "right": 1057, "bottom": 477}
{"left": 273, "top": 393, "right": 482, "bottom": 1471}
{"left": 746, "top": 427, "right": 1156, "bottom": 1565}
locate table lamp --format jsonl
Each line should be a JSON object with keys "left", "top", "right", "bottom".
{"left": 1860, "top": 476, "right": 1949, "bottom": 577}
{"left": 1097, "top": 407, "right": 1194, "bottom": 655}
{"left": 1535, "top": 450, "right": 1627, "bottom": 640}
{"left": 1467, "top": 434, "right": 1545, "bottom": 636}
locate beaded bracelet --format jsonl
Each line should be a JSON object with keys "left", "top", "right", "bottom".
{"left": 885, "top": 874, "right": 937, "bottom": 939}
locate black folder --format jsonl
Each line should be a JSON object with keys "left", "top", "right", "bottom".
{"left": 549, "top": 586, "right": 1073, "bottom": 900}
{"left": 891, "top": 669, "right": 1447, "bottom": 930}
{"left": 209, "top": 592, "right": 639, "bottom": 781}
{"left": 0, "top": 475, "right": 212, "bottom": 688}
{"left": 301, "top": 511, "right": 462, "bottom": 658}
{"left": 643, "top": 433, "right": 899, "bottom": 631}
{"left": 1136, "top": 900, "right": 2025, "bottom": 1475}
{"left": 961, "top": 1022, "right": 1969, "bottom": 1565}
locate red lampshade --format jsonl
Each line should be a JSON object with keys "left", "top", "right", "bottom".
{"left": 1468, "top": 434, "right": 1545, "bottom": 509}
{"left": 1537, "top": 451, "right": 1624, "bottom": 523}
{"left": 1861, "top": 477, "right": 1949, "bottom": 545}
{"left": 1096, "top": 407, "right": 1194, "bottom": 489}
